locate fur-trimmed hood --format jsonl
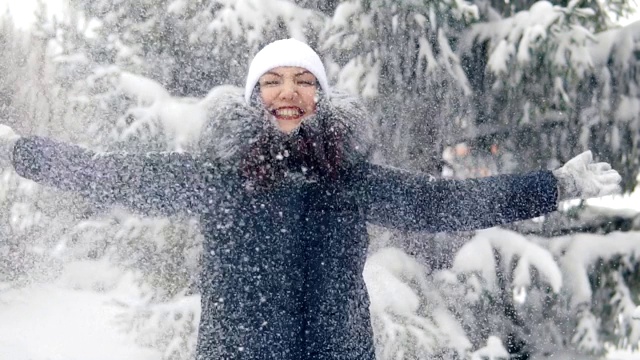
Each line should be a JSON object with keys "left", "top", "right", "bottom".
{"left": 198, "top": 86, "right": 373, "bottom": 183}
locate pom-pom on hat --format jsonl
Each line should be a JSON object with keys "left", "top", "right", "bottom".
{"left": 244, "top": 38, "right": 329, "bottom": 103}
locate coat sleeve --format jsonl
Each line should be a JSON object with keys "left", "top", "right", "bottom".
{"left": 11, "top": 136, "right": 219, "bottom": 216}
{"left": 358, "top": 163, "right": 558, "bottom": 233}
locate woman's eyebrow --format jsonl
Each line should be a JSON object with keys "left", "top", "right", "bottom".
{"left": 261, "top": 70, "right": 313, "bottom": 78}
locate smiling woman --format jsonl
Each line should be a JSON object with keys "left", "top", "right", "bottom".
{"left": 0, "top": 0, "right": 66, "bottom": 29}
{"left": 258, "top": 67, "right": 318, "bottom": 133}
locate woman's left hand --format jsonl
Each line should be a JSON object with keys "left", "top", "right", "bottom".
{"left": 552, "top": 151, "right": 622, "bottom": 201}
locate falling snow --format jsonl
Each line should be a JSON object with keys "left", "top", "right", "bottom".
{"left": 0, "top": 0, "right": 638, "bottom": 359}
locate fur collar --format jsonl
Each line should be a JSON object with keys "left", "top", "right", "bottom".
{"left": 198, "top": 86, "right": 373, "bottom": 182}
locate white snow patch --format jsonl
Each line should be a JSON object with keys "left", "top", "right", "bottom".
{"left": 0, "top": 284, "right": 161, "bottom": 360}
{"left": 452, "top": 227, "right": 563, "bottom": 293}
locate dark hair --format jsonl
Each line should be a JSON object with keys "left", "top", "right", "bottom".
{"left": 239, "top": 92, "right": 347, "bottom": 189}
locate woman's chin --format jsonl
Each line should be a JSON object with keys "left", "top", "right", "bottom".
{"left": 276, "top": 118, "right": 303, "bottom": 134}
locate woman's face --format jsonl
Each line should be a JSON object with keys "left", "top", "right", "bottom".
{"left": 258, "top": 66, "right": 317, "bottom": 134}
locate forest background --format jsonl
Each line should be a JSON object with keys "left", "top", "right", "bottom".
{"left": 0, "top": 0, "right": 640, "bottom": 359}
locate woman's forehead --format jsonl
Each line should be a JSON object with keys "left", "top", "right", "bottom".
{"left": 262, "top": 66, "right": 315, "bottom": 77}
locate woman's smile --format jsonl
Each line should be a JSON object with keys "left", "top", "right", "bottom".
{"left": 271, "top": 106, "right": 306, "bottom": 120}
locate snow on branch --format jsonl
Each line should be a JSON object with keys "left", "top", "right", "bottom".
{"left": 463, "top": 1, "right": 596, "bottom": 80}
{"left": 115, "top": 71, "right": 209, "bottom": 152}
{"left": 364, "top": 247, "right": 472, "bottom": 359}
{"left": 560, "top": 231, "right": 640, "bottom": 307}
{"left": 452, "top": 227, "right": 562, "bottom": 296}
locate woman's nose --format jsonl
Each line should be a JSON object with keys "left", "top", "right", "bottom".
{"left": 279, "top": 81, "right": 298, "bottom": 100}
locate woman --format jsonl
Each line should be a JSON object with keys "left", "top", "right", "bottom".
{"left": 0, "top": 38, "right": 621, "bottom": 359}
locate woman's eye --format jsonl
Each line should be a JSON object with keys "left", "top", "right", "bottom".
{"left": 260, "top": 80, "right": 280, "bottom": 86}
{"left": 298, "top": 80, "right": 316, "bottom": 86}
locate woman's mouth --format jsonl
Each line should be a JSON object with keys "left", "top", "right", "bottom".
{"left": 271, "top": 107, "right": 305, "bottom": 120}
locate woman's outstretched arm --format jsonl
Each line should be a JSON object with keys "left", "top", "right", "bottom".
{"left": 358, "top": 162, "right": 559, "bottom": 233}
{"left": 358, "top": 152, "right": 620, "bottom": 233}
{"left": 11, "top": 136, "right": 220, "bottom": 216}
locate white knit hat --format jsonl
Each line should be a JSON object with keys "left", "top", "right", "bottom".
{"left": 244, "top": 38, "right": 330, "bottom": 103}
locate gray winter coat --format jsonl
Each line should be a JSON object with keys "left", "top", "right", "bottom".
{"left": 11, "top": 88, "right": 559, "bottom": 359}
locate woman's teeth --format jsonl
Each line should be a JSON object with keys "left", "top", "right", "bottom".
{"left": 274, "top": 108, "right": 303, "bottom": 118}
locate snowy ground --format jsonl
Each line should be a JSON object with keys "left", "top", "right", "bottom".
{"left": 0, "top": 283, "right": 161, "bottom": 360}
{"left": 0, "top": 259, "right": 163, "bottom": 360}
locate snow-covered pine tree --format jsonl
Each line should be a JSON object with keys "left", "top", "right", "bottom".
{"left": 430, "top": 0, "right": 640, "bottom": 356}
{"left": 0, "top": 15, "right": 27, "bottom": 130}
{"left": 366, "top": 224, "right": 640, "bottom": 359}
{"left": 475, "top": 0, "right": 634, "bottom": 31}
{"left": 169, "top": 0, "right": 325, "bottom": 95}
{"left": 322, "top": 0, "right": 478, "bottom": 174}
{"left": 0, "top": 5, "right": 76, "bottom": 286}
{"left": 452, "top": 12, "right": 640, "bottom": 355}
{"left": 584, "top": 22, "right": 640, "bottom": 191}
{"left": 456, "top": 1, "right": 597, "bottom": 175}
{"left": 457, "top": 0, "right": 639, "bottom": 188}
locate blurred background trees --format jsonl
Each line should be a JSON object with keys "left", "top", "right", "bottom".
{"left": 0, "top": 0, "right": 639, "bottom": 358}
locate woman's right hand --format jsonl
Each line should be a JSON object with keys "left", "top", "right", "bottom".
{"left": 0, "top": 124, "right": 20, "bottom": 168}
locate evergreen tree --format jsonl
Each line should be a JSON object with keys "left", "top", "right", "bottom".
{"left": 322, "top": 0, "right": 479, "bottom": 174}
{"left": 471, "top": 0, "right": 635, "bottom": 32}
{"left": 0, "top": 5, "right": 73, "bottom": 286}
{"left": 457, "top": 1, "right": 639, "bottom": 190}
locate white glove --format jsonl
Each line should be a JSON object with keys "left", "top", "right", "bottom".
{"left": 0, "top": 124, "right": 19, "bottom": 169}
{"left": 552, "top": 151, "right": 622, "bottom": 201}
